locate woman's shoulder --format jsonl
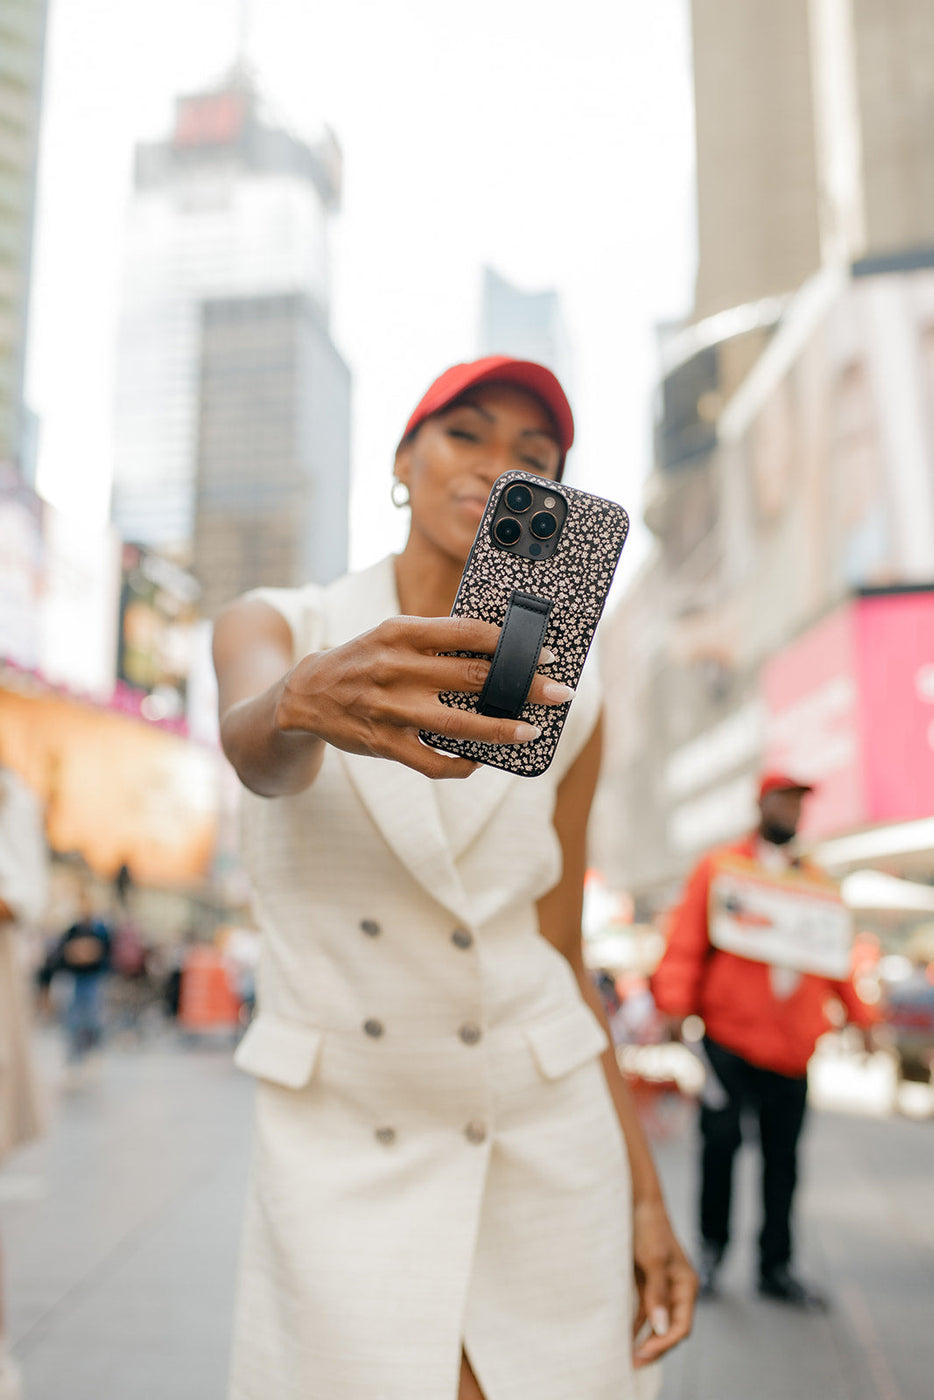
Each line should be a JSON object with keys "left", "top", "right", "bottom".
{"left": 242, "top": 556, "right": 399, "bottom": 661}
{"left": 233, "top": 582, "right": 324, "bottom": 666}
{"left": 243, "top": 580, "right": 324, "bottom": 630}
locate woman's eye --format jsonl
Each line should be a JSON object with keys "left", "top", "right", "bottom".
{"left": 448, "top": 428, "right": 479, "bottom": 443}
{"left": 522, "top": 457, "right": 549, "bottom": 476}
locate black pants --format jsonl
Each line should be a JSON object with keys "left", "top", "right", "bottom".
{"left": 699, "top": 1036, "right": 808, "bottom": 1275}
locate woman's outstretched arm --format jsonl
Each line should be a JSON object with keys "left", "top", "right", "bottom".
{"left": 213, "top": 598, "right": 328, "bottom": 797}
{"left": 213, "top": 598, "right": 571, "bottom": 797}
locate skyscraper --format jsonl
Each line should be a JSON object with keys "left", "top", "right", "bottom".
{"left": 0, "top": 0, "right": 48, "bottom": 480}
{"left": 691, "top": 0, "right": 934, "bottom": 320}
{"left": 479, "top": 267, "right": 573, "bottom": 389}
{"left": 193, "top": 291, "right": 349, "bottom": 616}
{"left": 111, "top": 70, "right": 350, "bottom": 602}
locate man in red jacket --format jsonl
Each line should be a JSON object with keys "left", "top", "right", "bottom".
{"left": 652, "top": 773, "right": 876, "bottom": 1308}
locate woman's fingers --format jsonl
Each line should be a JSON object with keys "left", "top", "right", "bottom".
{"left": 633, "top": 1253, "right": 697, "bottom": 1366}
{"left": 407, "top": 738, "right": 480, "bottom": 780}
{"left": 368, "top": 707, "right": 542, "bottom": 777}
{"left": 419, "top": 654, "right": 574, "bottom": 707}
{"left": 632, "top": 1251, "right": 671, "bottom": 1367}
{"left": 631, "top": 1201, "right": 697, "bottom": 1368}
{"left": 388, "top": 614, "right": 503, "bottom": 657}
{"left": 528, "top": 673, "right": 575, "bottom": 706}
{"left": 391, "top": 615, "right": 562, "bottom": 687}
{"left": 417, "top": 700, "right": 542, "bottom": 749}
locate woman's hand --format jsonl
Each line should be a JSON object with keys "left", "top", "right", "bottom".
{"left": 276, "top": 614, "right": 572, "bottom": 780}
{"left": 631, "top": 1197, "right": 697, "bottom": 1367}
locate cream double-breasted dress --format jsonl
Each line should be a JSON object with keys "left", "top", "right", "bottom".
{"left": 229, "top": 557, "right": 657, "bottom": 1400}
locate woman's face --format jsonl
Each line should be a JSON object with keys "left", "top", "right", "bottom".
{"left": 394, "top": 383, "right": 563, "bottom": 567}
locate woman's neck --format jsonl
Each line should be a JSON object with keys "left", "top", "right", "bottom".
{"left": 393, "top": 538, "right": 463, "bottom": 618}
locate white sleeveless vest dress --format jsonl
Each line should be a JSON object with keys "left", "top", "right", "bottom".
{"left": 228, "top": 555, "right": 659, "bottom": 1400}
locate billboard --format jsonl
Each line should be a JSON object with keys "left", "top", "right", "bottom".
{"left": 855, "top": 591, "right": 934, "bottom": 824}
{"left": 763, "top": 589, "right": 934, "bottom": 838}
{"left": 761, "top": 604, "right": 866, "bottom": 838}
{"left": 0, "top": 688, "right": 218, "bottom": 886}
{"left": 173, "top": 91, "right": 247, "bottom": 148}
{"left": 116, "top": 544, "right": 200, "bottom": 725}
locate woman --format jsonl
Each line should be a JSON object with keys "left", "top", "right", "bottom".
{"left": 214, "top": 355, "right": 696, "bottom": 1400}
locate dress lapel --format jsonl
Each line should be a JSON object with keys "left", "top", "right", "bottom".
{"left": 322, "top": 557, "right": 482, "bottom": 923}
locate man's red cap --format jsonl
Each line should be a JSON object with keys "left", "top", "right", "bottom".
{"left": 400, "top": 355, "right": 575, "bottom": 464}
{"left": 758, "top": 771, "right": 816, "bottom": 799}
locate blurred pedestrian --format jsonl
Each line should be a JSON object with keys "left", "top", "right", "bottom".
{"left": 652, "top": 773, "right": 877, "bottom": 1308}
{"left": 38, "top": 884, "right": 111, "bottom": 1077}
{"left": 0, "top": 761, "right": 49, "bottom": 1400}
{"left": 114, "top": 860, "right": 132, "bottom": 908}
{"left": 213, "top": 358, "right": 695, "bottom": 1400}
{"left": 108, "top": 908, "right": 152, "bottom": 1041}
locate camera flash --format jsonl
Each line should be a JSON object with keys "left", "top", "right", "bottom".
{"left": 544, "top": 496, "right": 556, "bottom": 509}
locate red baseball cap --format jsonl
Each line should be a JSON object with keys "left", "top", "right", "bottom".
{"left": 400, "top": 355, "right": 575, "bottom": 466}
{"left": 758, "top": 771, "right": 816, "bottom": 799}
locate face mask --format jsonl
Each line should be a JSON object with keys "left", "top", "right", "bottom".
{"left": 761, "top": 820, "right": 796, "bottom": 847}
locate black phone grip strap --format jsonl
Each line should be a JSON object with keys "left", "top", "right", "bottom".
{"left": 478, "top": 590, "right": 553, "bottom": 720}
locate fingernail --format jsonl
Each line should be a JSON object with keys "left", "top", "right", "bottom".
{"left": 651, "top": 1307, "right": 669, "bottom": 1336}
{"left": 539, "top": 647, "right": 555, "bottom": 665}
{"left": 514, "top": 723, "right": 542, "bottom": 743}
{"left": 542, "top": 680, "right": 575, "bottom": 703}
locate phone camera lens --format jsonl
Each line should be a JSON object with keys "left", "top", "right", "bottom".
{"left": 529, "top": 511, "right": 557, "bottom": 540}
{"left": 494, "top": 517, "right": 522, "bottom": 546}
{"left": 504, "top": 484, "right": 533, "bottom": 514}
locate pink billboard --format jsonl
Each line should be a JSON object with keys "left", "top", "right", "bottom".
{"left": 762, "top": 591, "right": 934, "bottom": 838}
{"left": 854, "top": 591, "right": 934, "bottom": 824}
{"left": 762, "top": 604, "right": 867, "bottom": 839}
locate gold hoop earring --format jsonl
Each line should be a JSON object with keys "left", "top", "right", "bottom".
{"left": 391, "top": 479, "right": 410, "bottom": 509}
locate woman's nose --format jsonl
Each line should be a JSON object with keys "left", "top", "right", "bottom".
{"left": 477, "top": 437, "right": 513, "bottom": 483}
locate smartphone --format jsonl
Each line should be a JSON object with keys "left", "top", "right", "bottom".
{"left": 419, "top": 470, "right": 629, "bottom": 776}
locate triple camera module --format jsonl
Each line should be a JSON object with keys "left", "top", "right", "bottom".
{"left": 490, "top": 479, "right": 567, "bottom": 561}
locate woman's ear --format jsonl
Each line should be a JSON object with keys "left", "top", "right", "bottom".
{"left": 393, "top": 440, "right": 412, "bottom": 488}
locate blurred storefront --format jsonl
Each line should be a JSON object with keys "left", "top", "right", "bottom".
{"left": 596, "top": 262, "right": 934, "bottom": 918}
{"left": 595, "top": 2, "right": 934, "bottom": 929}
{"left": 0, "top": 684, "right": 217, "bottom": 886}
{"left": 0, "top": 471, "right": 230, "bottom": 934}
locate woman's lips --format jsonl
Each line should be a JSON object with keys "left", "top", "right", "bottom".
{"left": 455, "top": 496, "right": 488, "bottom": 521}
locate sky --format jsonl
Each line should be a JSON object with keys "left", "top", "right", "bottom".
{"left": 27, "top": 0, "right": 697, "bottom": 585}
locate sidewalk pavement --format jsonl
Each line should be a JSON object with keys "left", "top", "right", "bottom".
{"left": 654, "top": 1096, "right": 934, "bottom": 1400}
{"left": 1, "top": 1033, "right": 932, "bottom": 1400}
{"left": 2, "top": 1037, "right": 250, "bottom": 1400}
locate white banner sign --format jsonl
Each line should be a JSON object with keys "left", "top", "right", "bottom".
{"left": 709, "top": 862, "right": 853, "bottom": 978}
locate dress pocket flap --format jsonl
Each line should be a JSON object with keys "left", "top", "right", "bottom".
{"left": 524, "top": 1001, "right": 609, "bottom": 1080}
{"left": 234, "top": 1015, "right": 323, "bottom": 1089}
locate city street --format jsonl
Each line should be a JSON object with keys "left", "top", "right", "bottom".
{"left": 2, "top": 1035, "right": 932, "bottom": 1400}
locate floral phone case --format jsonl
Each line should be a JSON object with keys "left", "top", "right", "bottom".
{"left": 419, "top": 470, "right": 629, "bottom": 777}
